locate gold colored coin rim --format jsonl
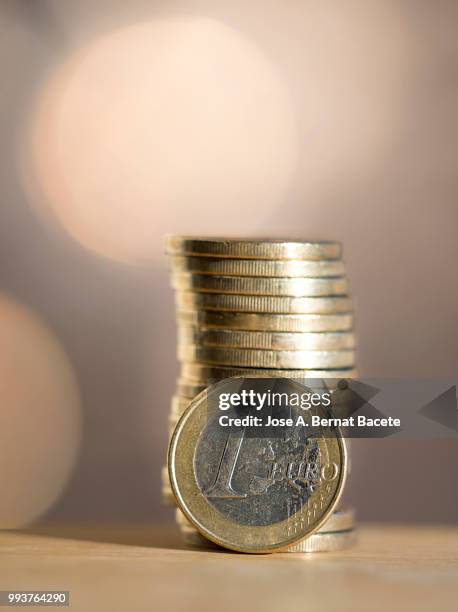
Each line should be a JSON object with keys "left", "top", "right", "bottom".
{"left": 178, "top": 327, "right": 356, "bottom": 351}
{"left": 171, "top": 273, "right": 348, "bottom": 297}
{"left": 180, "top": 523, "right": 356, "bottom": 553}
{"left": 177, "top": 310, "right": 354, "bottom": 332}
{"left": 166, "top": 236, "right": 341, "bottom": 260}
{"left": 180, "top": 363, "right": 358, "bottom": 382}
{"left": 283, "top": 528, "right": 356, "bottom": 553}
{"left": 170, "top": 255, "right": 346, "bottom": 278}
{"left": 178, "top": 345, "right": 356, "bottom": 369}
{"left": 168, "top": 380, "right": 348, "bottom": 554}
{"left": 176, "top": 292, "right": 352, "bottom": 314}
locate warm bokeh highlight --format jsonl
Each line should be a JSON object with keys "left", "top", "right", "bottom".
{"left": 0, "top": 295, "right": 81, "bottom": 527}
{"left": 27, "top": 17, "right": 297, "bottom": 263}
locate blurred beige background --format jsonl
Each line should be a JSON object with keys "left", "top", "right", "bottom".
{"left": 0, "top": 0, "right": 457, "bottom": 526}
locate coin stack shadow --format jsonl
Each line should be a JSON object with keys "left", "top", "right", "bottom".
{"left": 163, "top": 237, "right": 357, "bottom": 550}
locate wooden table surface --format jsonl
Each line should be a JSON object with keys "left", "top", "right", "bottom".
{"left": 0, "top": 524, "right": 457, "bottom": 612}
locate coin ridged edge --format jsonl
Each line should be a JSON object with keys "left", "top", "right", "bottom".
{"left": 172, "top": 273, "right": 349, "bottom": 297}
{"left": 177, "top": 310, "right": 354, "bottom": 332}
{"left": 178, "top": 345, "right": 356, "bottom": 369}
{"left": 170, "top": 255, "right": 346, "bottom": 278}
{"left": 166, "top": 237, "right": 342, "bottom": 260}
{"left": 177, "top": 292, "right": 352, "bottom": 314}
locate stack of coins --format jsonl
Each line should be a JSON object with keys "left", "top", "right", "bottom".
{"left": 163, "top": 237, "right": 357, "bottom": 552}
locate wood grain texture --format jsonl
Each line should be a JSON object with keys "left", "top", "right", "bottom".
{"left": 0, "top": 525, "right": 457, "bottom": 612}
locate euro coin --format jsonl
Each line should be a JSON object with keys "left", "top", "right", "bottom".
{"left": 180, "top": 362, "right": 357, "bottom": 383}
{"left": 166, "top": 237, "right": 341, "bottom": 260}
{"left": 176, "top": 292, "right": 352, "bottom": 314}
{"left": 172, "top": 273, "right": 348, "bottom": 297}
{"left": 175, "top": 507, "right": 355, "bottom": 534}
{"left": 178, "top": 345, "right": 355, "bottom": 369}
{"left": 178, "top": 310, "right": 354, "bottom": 332}
{"left": 170, "top": 255, "right": 346, "bottom": 278}
{"left": 175, "top": 391, "right": 354, "bottom": 478}
{"left": 168, "top": 378, "right": 348, "bottom": 553}
{"left": 178, "top": 327, "right": 356, "bottom": 351}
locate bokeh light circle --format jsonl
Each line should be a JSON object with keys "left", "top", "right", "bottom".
{"left": 0, "top": 295, "right": 81, "bottom": 527}
{"left": 27, "top": 17, "right": 298, "bottom": 263}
